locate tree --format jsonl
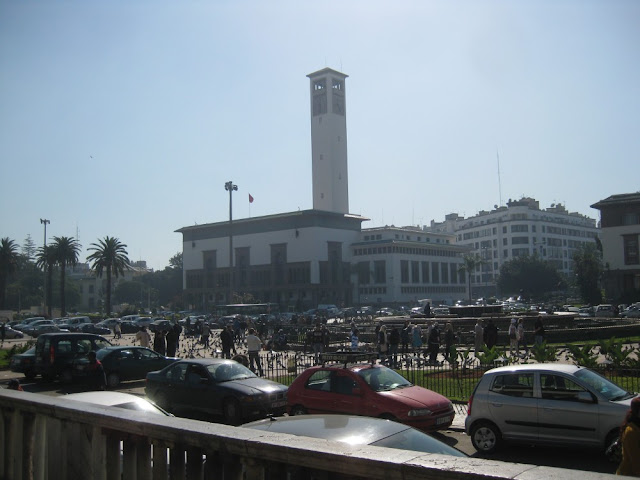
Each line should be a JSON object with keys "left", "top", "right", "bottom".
{"left": 0, "top": 237, "right": 19, "bottom": 308}
{"left": 36, "top": 245, "right": 56, "bottom": 317}
{"left": 497, "top": 254, "right": 565, "bottom": 300}
{"left": 169, "top": 252, "right": 183, "bottom": 269}
{"left": 51, "top": 236, "right": 81, "bottom": 316}
{"left": 458, "top": 254, "right": 485, "bottom": 301}
{"left": 87, "top": 236, "right": 131, "bottom": 316}
{"left": 22, "top": 234, "right": 37, "bottom": 262}
{"left": 573, "top": 243, "right": 603, "bottom": 305}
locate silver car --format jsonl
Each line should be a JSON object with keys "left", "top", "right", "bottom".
{"left": 465, "top": 363, "right": 636, "bottom": 454}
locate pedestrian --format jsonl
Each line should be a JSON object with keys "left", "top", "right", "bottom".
{"left": 401, "top": 321, "right": 410, "bottom": 355}
{"left": 350, "top": 328, "right": 359, "bottom": 352}
{"left": 517, "top": 318, "right": 528, "bottom": 356}
{"left": 474, "top": 319, "right": 484, "bottom": 354}
{"left": 245, "top": 328, "right": 264, "bottom": 376}
{"left": 534, "top": 316, "right": 545, "bottom": 345}
{"left": 411, "top": 323, "right": 423, "bottom": 352}
{"left": 427, "top": 322, "right": 440, "bottom": 364}
{"left": 377, "top": 324, "right": 388, "bottom": 364}
{"left": 388, "top": 326, "right": 400, "bottom": 368}
{"left": 483, "top": 319, "right": 498, "bottom": 349}
{"left": 201, "top": 321, "right": 211, "bottom": 348}
{"left": 1, "top": 321, "right": 6, "bottom": 343}
{"left": 617, "top": 396, "right": 640, "bottom": 476}
{"left": 310, "top": 323, "right": 325, "bottom": 365}
{"left": 86, "top": 351, "right": 106, "bottom": 390}
{"left": 220, "top": 324, "right": 236, "bottom": 359}
{"left": 154, "top": 329, "right": 166, "bottom": 355}
{"left": 508, "top": 318, "right": 518, "bottom": 356}
{"left": 444, "top": 322, "right": 455, "bottom": 358}
{"left": 423, "top": 302, "right": 431, "bottom": 317}
{"left": 173, "top": 323, "right": 182, "bottom": 352}
{"left": 165, "top": 326, "right": 177, "bottom": 357}
{"left": 114, "top": 321, "right": 122, "bottom": 340}
{"left": 136, "top": 326, "right": 151, "bottom": 348}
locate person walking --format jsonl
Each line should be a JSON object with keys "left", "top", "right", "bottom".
{"left": 220, "top": 324, "right": 236, "bottom": 359}
{"left": 483, "top": 319, "right": 498, "bottom": 349}
{"left": 310, "top": 323, "right": 325, "bottom": 365}
{"left": 245, "top": 328, "right": 264, "bottom": 376}
{"left": 517, "top": 318, "right": 528, "bottom": 356}
{"left": 154, "top": 330, "right": 166, "bottom": 356}
{"left": 165, "top": 326, "right": 177, "bottom": 357}
{"left": 114, "top": 321, "right": 122, "bottom": 340}
{"left": 136, "top": 326, "right": 151, "bottom": 348}
{"left": 474, "top": 319, "right": 484, "bottom": 354}
{"left": 377, "top": 324, "right": 388, "bottom": 364}
{"left": 617, "top": 396, "right": 640, "bottom": 476}
{"left": 534, "top": 317, "right": 545, "bottom": 345}
{"left": 444, "top": 322, "right": 455, "bottom": 358}
{"left": 201, "top": 321, "right": 211, "bottom": 348}
{"left": 388, "top": 326, "right": 400, "bottom": 368}
{"left": 350, "top": 328, "right": 359, "bottom": 352}
{"left": 427, "top": 322, "right": 441, "bottom": 364}
{"left": 508, "top": 318, "right": 518, "bottom": 356}
{"left": 0, "top": 321, "right": 5, "bottom": 343}
{"left": 401, "top": 321, "right": 410, "bottom": 355}
{"left": 411, "top": 323, "right": 423, "bottom": 352}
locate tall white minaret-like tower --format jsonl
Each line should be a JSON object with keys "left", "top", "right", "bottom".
{"left": 307, "top": 68, "right": 349, "bottom": 214}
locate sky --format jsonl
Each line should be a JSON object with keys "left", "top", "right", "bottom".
{"left": 1, "top": 0, "right": 639, "bottom": 271}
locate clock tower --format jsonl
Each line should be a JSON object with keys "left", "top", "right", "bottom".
{"left": 307, "top": 68, "right": 349, "bottom": 214}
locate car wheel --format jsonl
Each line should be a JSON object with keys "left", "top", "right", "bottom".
{"left": 470, "top": 421, "right": 501, "bottom": 454}
{"left": 289, "top": 405, "right": 308, "bottom": 416}
{"left": 24, "top": 370, "right": 36, "bottom": 380}
{"left": 60, "top": 368, "right": 73, "bottom": 384}
{"left": 223, "top": 398, "right": 242, "bottom": 425}
{"left": 106, "top": 372, "right": 120, "bottom": 389}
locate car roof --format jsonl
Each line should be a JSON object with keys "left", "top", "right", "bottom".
{"left": 243, "top": 414, "right": 409, "bottom": 443}
{"left": 173, "top": 358, "right": 228, "bottom": 366}
{"left": 485, "top": 363, "right": 583, "bottom": 375}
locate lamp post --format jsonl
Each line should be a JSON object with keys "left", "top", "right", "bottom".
{"left": 225, "top": 181, "right": 238, "bottom": 303}
{"left": 40, "top": 218, "right": 50, "bottom": 315}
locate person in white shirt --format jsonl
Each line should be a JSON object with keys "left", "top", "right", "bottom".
{"left": 245, "top": 328, "right": 264, "bottom": 376}
{"left": 135, "top": 326, "right": 151, "bottom": 348}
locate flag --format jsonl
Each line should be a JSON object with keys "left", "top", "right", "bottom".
{"left": 249, "top": 193, "right": 254, "bottom": 203}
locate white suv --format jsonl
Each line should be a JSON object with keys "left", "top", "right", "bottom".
{"left": 465, "top": 363, "right": 636, "bottom": 454}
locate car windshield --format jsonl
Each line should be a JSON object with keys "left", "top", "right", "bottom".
{"left": 575, "top": 368, "right": 631, "bottom": 401}
{"left": 208, "top": 362, "right": 256, "bottom": 382}
{"left": 371, "top": 427, "right": 466, "bottom": 457}
{"left": 357, "top": 366, "right": 412, "bottom": 392}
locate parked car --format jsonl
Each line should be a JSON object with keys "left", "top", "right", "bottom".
{"left": 242, "top": 414, "right": 466, "bottom": 457}
{"left": 145, "top": 358, "right": 288, "bottom": 425}
{"left": 95, "top": 318, "right": 121, "bottom": 330}
{"left": 12, "top": 316, "right": 45, "bottom": 332}
{"left": 620, "top": 304, "right": 640, "bottom": 318}
{"left": 23, "top": 320, "right": 66, "bottom": 337}
{"left": 149, "top": 319, "right": 173, "bottom": 332}
{"left": 77, "top": 323, "right": 111, "bottom": 335}
{"left": 135, "top": 317, "right": 153, "bottom": 328}
{"left": 10, "top": 346, "right": 36, "bottom": 379}
{"left": 2, "top": 325, "right": 25, "bottom": 339}
{"left": 74, "top": 346, "right": 179, "bottom": 388}
{"left": 594, "top": 304, "right": 616, "bottom": 318}
{"left": 63, "top": 391, "right": 170, "bottom": 415}
{"left": 465, "top": 363, "right": 637, "bottom": 454}
{"left": 34, "top": 333, "right": 112, "bottom": 382}
{"left": 58, "top": 316, "right": 91, "bottom": 332}
{"left": 286, "top": 354, "right": 454, "bottom": 432}
{"left": 119, "top": 320, "right": 141, "bottom": 334}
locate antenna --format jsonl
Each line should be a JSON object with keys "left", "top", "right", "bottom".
{"left": 496, "top": 150, "right": 503, "bottom": 207}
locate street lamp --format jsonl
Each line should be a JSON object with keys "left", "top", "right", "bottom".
{"left": 40, "top": 218, "right": 50, "bottom": 315}
{"left": 225, "top": 181, "right": 238, "bottom": 303}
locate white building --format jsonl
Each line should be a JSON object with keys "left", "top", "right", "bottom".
{"left": 425, "top": 197, "right": 599, "bottom": 298}
{"left": 591, "top": 193, "right": 640, "bottom": 302}
{"left": 177, "top": 68, "right": 467, "bottom": 312}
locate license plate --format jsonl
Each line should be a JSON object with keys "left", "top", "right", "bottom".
{"left": 271, "top": 400, "right": 287, "bottom": 408}
{"left": 436, "top": 416, "right": 451, "bottom": 425}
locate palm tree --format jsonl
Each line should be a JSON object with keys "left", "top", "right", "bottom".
{"left": 458, "top": 253, "right": 485, "bottom": 301}
{"left": 36, "top": 245, "right": 56, "bottom": 318}
{"left": 0, "top": 237, "right": 19, "bottom": 309}
{"left": 87, "top": 236, "right": 130, "bottom": 316}
{"left": 51, "top": 236, "right": 81, "bottom": 316}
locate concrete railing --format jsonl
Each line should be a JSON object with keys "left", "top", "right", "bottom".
{"left": 0, "top": 390, "right": 621, "bottom": 480}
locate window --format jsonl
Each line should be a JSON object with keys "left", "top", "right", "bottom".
{"left": 622, "top": 213, "right": 640, "bottom": 225}
{"left": 431, "top": 262, "right": 440, "bottom": 283}
{"left": 400, "top": 260, "right": 409, "bottom": 283}
{"left": 411, "top": 261, "right": 420, "bottom": 284}
{"left": 490, "top": 373, "right": 534, "bottom": 397}
{"left": 305, "top": 370, "right": 332, "bottom": 391}
{"left": 374, "top": 260, "right": 386, "bottom": 283}
{"left": 624, "top": 235, "right": 639, "bottom": 265}
{"left": 421, "top": 261, "right": 430, "bottom": 283}
{"left": 540, "top": 374, "right": 586, "bottom": 401}
{"left": 512, "top": 236, "right": 530, "bottom": 245}
{"left": 511, "top": 225, "right": 529, "bottom": 233}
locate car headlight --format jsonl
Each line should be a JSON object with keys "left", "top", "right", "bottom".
{"left": 408, "top": 408, "right": 433, "bottom": 417}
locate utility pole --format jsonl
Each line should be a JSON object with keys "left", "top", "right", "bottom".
{"left": 40, "top": 218, "right": 50, "bottom": 316}
{"left": 224, "top": 181, "right": 238, "bottom": 304}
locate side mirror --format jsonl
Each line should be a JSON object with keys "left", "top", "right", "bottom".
{"left": 578, "top": 391, "right": 596, "bottom": 403}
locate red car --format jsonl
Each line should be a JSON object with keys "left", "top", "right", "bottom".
{"left": 287, "top": 357, "right": 454, "bottom": 432}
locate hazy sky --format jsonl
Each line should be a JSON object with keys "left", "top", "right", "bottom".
{"left": 1, "top": 1, "right": 638, "bottom": 271}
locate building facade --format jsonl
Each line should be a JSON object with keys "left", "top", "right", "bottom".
{"left": 591, "top": 193, "right": 640, "bottom": 303}
{"left": 425, "top": 197, "right": 599, "bottom": 298}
